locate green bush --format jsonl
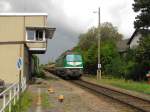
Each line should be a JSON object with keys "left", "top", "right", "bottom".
{"left": 32, "top": 55, "right": 46, "bottom": 78}
{"left": 6, "top": 91, "right": 32, "bottom": 112}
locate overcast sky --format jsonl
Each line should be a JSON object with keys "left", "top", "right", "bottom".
{"left": 0, "top": 0, "right": 137, "bottom": 64}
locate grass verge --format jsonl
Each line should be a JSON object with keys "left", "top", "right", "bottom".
{"left": 5, "top": 91, "right": 33, "bottom": 112}
{"left": 41, "top": 92, "right": 54, "bottom": 109}
{"left": 84, "top": 75, "right": 150, "bottom": 95}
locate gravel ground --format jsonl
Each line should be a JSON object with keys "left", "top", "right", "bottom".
{"left": 27, "top": 72, "right": 139, "bottom": 112}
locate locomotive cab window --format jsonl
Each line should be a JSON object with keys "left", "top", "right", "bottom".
{"left": 66, "top": 55, "right": 82, "bottom": 61}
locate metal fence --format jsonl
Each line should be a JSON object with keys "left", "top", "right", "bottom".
{"left": 0, "top": 77, "right": 26, "bottom": 112}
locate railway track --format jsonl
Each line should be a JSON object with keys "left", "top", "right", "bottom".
{"left": 72, "top": 79, "right": 150, "bottom": 112}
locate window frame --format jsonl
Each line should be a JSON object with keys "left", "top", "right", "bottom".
{"left": 66, "top": 54, "right": 82, "bottom": 62}
{"left": 26, "top": 29, "right": 46, "bottom": 41}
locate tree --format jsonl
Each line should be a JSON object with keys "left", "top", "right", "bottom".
{"left": 100, "top": 40, "right": 121, "bottom": 76}
{"left": 78, "top": 27, "right": 97, "bottom": 51}
{"left": 32, "top": 55, "right": 45, "bottom": 78}
{"left": 78, "top": 22, "right": 122, "bottom": 51}
{"left": 100, "top": 22, "right": 122, "bottom": 41}
{"left": 73, "top": 22, "right": 123, "bottom": 74}
{"left": 133, "top": 0, "right": 150, "bottom": 29}
{"left": 134, "top": 34, "right": 150, "bottom": 80}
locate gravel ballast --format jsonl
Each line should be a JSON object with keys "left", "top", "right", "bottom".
{"left": 27, "top": 72, "right": 139, "bottom": 112}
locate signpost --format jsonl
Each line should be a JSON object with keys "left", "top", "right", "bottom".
{"left": 16, "top": 57, "right": 23, "bottom": 112}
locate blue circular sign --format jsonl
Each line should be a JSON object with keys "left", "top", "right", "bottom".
{"left": 16, "top": 57, "right": 23, "bottom": 70}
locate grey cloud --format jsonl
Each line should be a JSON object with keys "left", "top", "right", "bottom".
{"left": 108, "top": 1, "right": 128, "bottom": 28}
{"left": 107, "top": 0, "right": 135, "bottom": 38}
{"left": 0, "top": 0, "right": 11, "bottom": 11}
{"left": 0, "top": 0, "right": 81, "bottom": 64}
{"left": 0, "top": 0, "right": 136, "bottom": 64}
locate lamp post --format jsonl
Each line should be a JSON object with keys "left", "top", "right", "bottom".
{"left": 97, "top": 7, "right": 101, "bottom": 80}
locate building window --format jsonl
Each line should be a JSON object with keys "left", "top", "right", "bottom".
{"left": 27, "top": 30, "right": 35, "bottom": 40}
{"left": 27, "top": 29, "right": 45, "bottom": 41}
{"left": 36, "top": 30, "right": 43, "bottom": 41}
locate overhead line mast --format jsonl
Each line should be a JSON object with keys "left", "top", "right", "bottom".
{"left": 97, "top": 7, "right": 101, "bottom": 80}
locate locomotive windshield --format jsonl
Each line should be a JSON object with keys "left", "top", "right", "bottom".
{"left": 66, "top": 54, "right": 82, "bottom": 61}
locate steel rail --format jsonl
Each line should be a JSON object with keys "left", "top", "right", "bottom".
{"left": 72, "top": 80, "right": 150, "bottom": 112}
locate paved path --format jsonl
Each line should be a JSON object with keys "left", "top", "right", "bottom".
{"left": 28, "top": 87, "right": 43, "bottom": 112}
{"left": 36, "top": 88, "right": 42, "bottom": 112}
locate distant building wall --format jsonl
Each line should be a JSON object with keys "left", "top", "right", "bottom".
{"left": 130, "top": 33, "right": 141, "bottom": 48}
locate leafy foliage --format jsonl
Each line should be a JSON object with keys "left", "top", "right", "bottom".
{"left": 122, "top": 34, "right": 150, "bottom": 81}
{"left": 73, "top": 22, "right": 123, "bottom": 75}
{"left": 32, "top": 55, "right": 45, "bottom": 78}
{"left": 133, "top": 0, "right": 150, "bottom": 28}
{"left": 62, "top": 22, "right": 150, "bottom": 81}
{"left": 100, "top": 22, "right": 122, "bottom": 41}
{"left": 134, "top": 34, "right": 150, "bottom": 80}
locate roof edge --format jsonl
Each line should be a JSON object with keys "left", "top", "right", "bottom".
{"left": 127, "top": 29, "right": 138, "bottom": 45}
{"left": 0, "top": 13, "right": 48, "bottom": 16}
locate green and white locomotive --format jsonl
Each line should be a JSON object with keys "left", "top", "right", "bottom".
{"left": 55, "top": 51, "right": 83, "bottom": 79}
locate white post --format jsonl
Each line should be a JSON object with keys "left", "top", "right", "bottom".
{"left": 22, "top": 78, "right": 24, "bottom": 92}
{"left": 22, "top": 77, "right": 26, "bottom": 92}
{"left": 9, "top": 90, "right": 12, "bottom": 112}
{"left": 17, "top": 84, "right": 19, "bottom": 100}
{"left": 13, "top": 86, "right": 16, "bottom": 105}
{"left": 0, "top": 79, "right": 27, "bottom": 111}
{"left": 3, "top": 94, "right": 6, "bottom": 110}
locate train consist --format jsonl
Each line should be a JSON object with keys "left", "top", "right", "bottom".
{"left": 55, "top": 51, "right": 83, "bottom": 79}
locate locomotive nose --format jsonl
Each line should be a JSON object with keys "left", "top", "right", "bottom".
{"left": 66, "top": 69, "right": 72, "bottom": 75}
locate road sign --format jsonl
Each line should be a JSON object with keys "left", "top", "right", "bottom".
{"left": 16, "top": 57, "right": 23, "bottom": 70}
{"left": 98, "top": 64, "right": 101, "bottom": 69}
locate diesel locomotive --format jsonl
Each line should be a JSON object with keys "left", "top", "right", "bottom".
{"left": 55, "top": 51, "right": 83, "bottom": 79}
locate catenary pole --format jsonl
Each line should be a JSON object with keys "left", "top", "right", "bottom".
{"left": 97, "top": 7, "right": 101, "bottom": 80}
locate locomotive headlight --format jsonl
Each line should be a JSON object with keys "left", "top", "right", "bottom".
{"left": 67, "top": 62, "right": 82, "bottom": 66}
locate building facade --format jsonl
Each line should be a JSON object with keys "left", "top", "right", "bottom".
{"left": 0, "top": 13, "right": 55, "bottom": 83}
{"left": 127, "top": 29, "right": 149, "bottom": 49}
{"left": 127, "top": 29, "right": 142, "bottom": 49}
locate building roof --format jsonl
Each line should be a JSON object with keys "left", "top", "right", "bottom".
{"left": 127, "top": 29, "right": 150, "bottom": 45}
{"left": 117, "top": 39, "right": 129, "bottom": 52}
{"left": 127, "top": 29, "right": 139, "bottom": 45}
{"left": 0, "top": 13, "right": 48, "bottom": 16}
